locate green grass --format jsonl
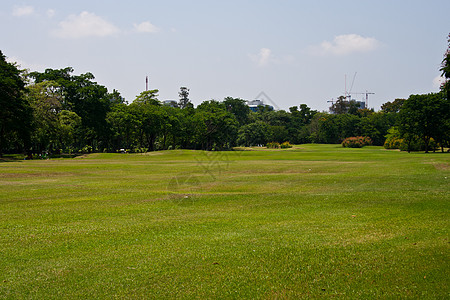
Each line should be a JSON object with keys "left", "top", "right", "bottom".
{"left": 1, "top": 144, "right": 449, "bottom": 299}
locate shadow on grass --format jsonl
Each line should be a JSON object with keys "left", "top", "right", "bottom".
{"left": 0, "top": 153, "right": 83, "bottom": 163}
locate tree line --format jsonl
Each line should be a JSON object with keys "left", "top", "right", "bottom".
{"left": 0, "top": 36, "right": 448, "bottom": 156}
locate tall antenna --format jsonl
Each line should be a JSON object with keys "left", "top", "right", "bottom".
{"left": 146, "top": 76, "right": 148, "bottom": 91}
{"left": 345, "top": 72, "right": 357, "bottom": 100}
{"left": 349, "top": 72, "right": 357, "bottom": 95}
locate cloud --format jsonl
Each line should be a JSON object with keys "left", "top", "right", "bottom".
{"left": 311, "top": 34, "right": 380, "bottom": 56}
{"left": 432, "top": 75, "right": 446, "bottom": 89}
{"left": 47, "top": 9, "right": 56, "bottom": 18}
{"left": 12, "top": 5, "right": 34, "bottom": 17}
{"left": 52, "top": 11, "right": 120, "bottom": 39}
{"left": 6, "top": 56, "right": 45, "bottom": 72}
{"left": 250, "top": 48, "right": 273, "bottom": 66}
{"left": 133, "top": 21, "right": 160, "bottom": 33}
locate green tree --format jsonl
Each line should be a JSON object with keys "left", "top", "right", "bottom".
{"left": 438, "top": 33, "right": 450, "bottom": 150}
{"left": 193, "top": 100, "right": 238, "bottom": 150}
{"left": 26, "top": 81, "right": 64, "bottom": 152}
{"left": 399, "top": 93, "right": 448, "bottom": 153}
{"left": 58, "top": 110, "right": 81, "bottom": 152}
{"left": 440, "top": 33, "right": 450, "bottom": 101}
{"left": 237, "top": 121, "right": 269, "bottom": 146}
{"left": 178, "top": 87, "right": 191, "bottom": 109}
{"left": 0, "top": 51, "right": 32, "bottom": 156}
{"left": 106, "top": 104, "right": 140, "bottom": 151}
{"left": 130, "top": 95, "right": 164, "bottom": 151}
{"left": 134, "top": 90, "right": 161, "bottom": 106}
{"left": 30, "top": 68, "right": 111, "bottom": 150}
{"left": 223, "top": 97, "right": 250, "bottom": 126}
{"left": 329, "top": 97, "right": 360, "bottom": 115}
{"left": 381, "top": 99, "right": 405, "bottom": 113}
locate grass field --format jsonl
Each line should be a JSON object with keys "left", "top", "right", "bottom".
{"left": 1, "top": 144, "right": 449, "bottom": 299}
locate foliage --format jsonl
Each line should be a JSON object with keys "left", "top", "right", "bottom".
{"left": 29, "top": 67, "right": 111, "bottom": 149}
{"left": 266, "top": 141, "right": 280, "bottom": 148}
{"left": 440, "top": 33, "right": 450, "bottom": 100}
{"left": 178, "top": 86, "right": 190, "bottom": 109}
{"left": 280, "top": 141, "right": 293, "bottom": 148}
{"left": 381, "top": 98, "right": 405, "bottom": 113}
{"left": 266, "top": 141, "right": 292, "bottom": 149}
{"left": 133, "top": 90, "right": 160, "bottom": 106}
{"left": 329, "top": 96, "right": 361, "bottom": 115}
{"left": 383, "top": 127, "right": 403, "bottom": 149}
{"left": 223, "top": 97, "right": 250, "bottom": 126}
{"left": 237, "top": 121, "right": 269, "bottom": 146}
{"left": 398, "top": 92, "right": 449, "bottom": 152}
{"left": 0, "top": 50, "right": 32, "bottom": 156}
{"left": 341, "top": 136, "right": 372, "bottom": 148}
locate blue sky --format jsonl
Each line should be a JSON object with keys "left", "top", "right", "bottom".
{"left": 2, "top": 0, "right": 449, "bottom": 111}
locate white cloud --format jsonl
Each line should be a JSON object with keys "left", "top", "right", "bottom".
{"left": 432, "top": 75, "right": 446, "bottom": 89}
{"left": 47, "top": 9, "right": 56, "bottom": 18}
{"left": 311, "top": 34, "right": 380, "bottom": 56}
{"left": 250, "top": 48, "right": 273, "bottom": 67}
{"left": 133, "top": 21, "right": 160, "bottom": 33}
{"left": 6, "top": 56, "right": 45, "bottom": 72}
{"left": 12, "top": 5, "right": 34, "bottom": 17}
{"left": 52, "top": 11, "right": 120, "bottom": 39}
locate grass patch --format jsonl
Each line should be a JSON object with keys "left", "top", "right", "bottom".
{"left": 0, "top": 144, "right": 449, "bottom": 298}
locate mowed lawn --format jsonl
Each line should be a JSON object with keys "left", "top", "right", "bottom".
{"left": 0, "top": 144, "right": 449, "bottom": 299}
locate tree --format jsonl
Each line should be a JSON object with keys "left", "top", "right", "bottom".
{"left": 0, "top": 51, "right": 32, "bottom": 156}
{"left": 26, "top": 81, "right": 64, "bottom": 152}
{"left": 134, "top": 90, "right": 160, "bottom": 106}
{"left": 440, "top": 33, "right": 450, "bottom": 101}
{"left": 106, "top": 104, "right": 140, "bottom": 151}
{"left": 381, "top": 99, "right": 405, "bottom": 113}
{"left": 237, "top": 121, "right": 269, "bottom": 146}
{"left": 223, "top": 97, "right": 250, "bottom": 126}
{"left": 130, "top": 92, "right": 164, "bottom": 151}
{"left": 438, "top": 33, "right": 450, "bottom": 150}
{"left": 30, "top": 68, "right": 111, "bottom": 150}
{"left": 58, "top": 110, "right": 81, "bottom": 152}
{"left": 329, "top": 96, "right": 348, "bottom": 114}
{"left": 193, "top": 100, "right": 238, "bottom": 150}
{"left": 399, "top": 93, "right": 448, "bottom": 153}
{"left": 178, "top": 87, "right": 191, "bottom": 109}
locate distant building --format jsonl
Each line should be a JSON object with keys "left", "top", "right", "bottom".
{"left": 163, "top": 100, "right": 178, "bottom": 108}
{"left": 247, "top": 99, "right": 274, "bottom": 112}
{"left": 355, "top": 101, "right": 366, "bottom": 110}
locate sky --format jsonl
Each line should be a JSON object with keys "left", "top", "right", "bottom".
{"left": 1, "top": 0, "right": 449, "bottom": 111}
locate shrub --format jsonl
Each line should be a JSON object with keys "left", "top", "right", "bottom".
{"left": 342, "top": 136, "right": 372, "bottom": 148}
{"left": 384, "top": 127, "right": 403, "bottom": 149}
{"left": 280, "top": 141, "right": 293, "bottom": 149}
{"left": 266, "top": 142, "right": 280, "bottom": 149}
{"left": 384, "top": 137, "right": 404, "bottom": 149}
{"left": 81, "top": 145, "right": 93, "bottom": 153}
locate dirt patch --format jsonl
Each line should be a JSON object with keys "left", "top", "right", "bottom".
{"left": 433, "top": 163, "right": 449, "bottom": 170}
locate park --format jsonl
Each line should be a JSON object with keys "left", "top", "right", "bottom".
{"left": 1, "top": 144, "right": 448, "bottom": 298}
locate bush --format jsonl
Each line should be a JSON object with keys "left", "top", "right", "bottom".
{"left": 342, "top": 136, "right": 372, "bottom": 148}
{"left": 280, "top": 141, "right": 293, "bottom": 149}
{"left": 384, "top": 137, "right": 404, "bottom": 149}
{"left": 266, "top": 141, "right": 292, "bottom": 149}
{"left": 384, "top": 127, "right": 403, "bottom": 149}
{"left": 81, "top": 145, "right": 93, "bottom": 153}
{"left": 266, "top": 142, "right": 280, "bottom": 149}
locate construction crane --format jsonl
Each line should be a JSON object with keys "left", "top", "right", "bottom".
{"left": 348, "top": 91, "right": 375, "bottom": 108}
